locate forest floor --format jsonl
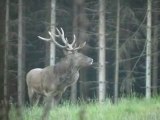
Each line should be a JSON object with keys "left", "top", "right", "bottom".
{"left": 10, "top": 97, "right": 160, "bottom": 120}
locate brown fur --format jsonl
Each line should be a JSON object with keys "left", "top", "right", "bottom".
{"left": 26, "top": 52, "right": 93, "bottom": 104}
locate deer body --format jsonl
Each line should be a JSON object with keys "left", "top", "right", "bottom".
{"left": 26, "top": 31, "right": 93, "bottom": 104}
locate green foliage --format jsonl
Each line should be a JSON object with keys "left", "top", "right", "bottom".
{"left": 9, "top": 97, "right": 160, "bottom": 120}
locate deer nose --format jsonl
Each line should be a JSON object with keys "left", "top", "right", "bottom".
{"left": 89, "top": 59, "right": 93, "bottom": 65}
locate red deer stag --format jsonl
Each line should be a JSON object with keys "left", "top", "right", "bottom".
{"left": 26, "top": 28, "right": 93, "bottom": 105}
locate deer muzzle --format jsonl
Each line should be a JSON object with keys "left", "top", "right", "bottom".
{"left": 88, "top": 58, "right": 93, "bottom": 65}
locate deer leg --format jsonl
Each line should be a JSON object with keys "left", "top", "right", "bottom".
{"left": 51, "top": 94, "right": 62, "bottom": 107}
{"left": 35, "top": 94, "right": 41, "bottom": 105}
{"left": 28, "top": 87, "right": 34, "bottom": 104}
{"left": 41, "top": 96, "right": 53, "bottom": 120}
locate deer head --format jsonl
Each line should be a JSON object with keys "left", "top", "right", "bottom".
{"left": 38, "top": 27, "right": 93, "bottom": 66}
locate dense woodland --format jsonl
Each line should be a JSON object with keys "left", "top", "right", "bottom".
{"left": 0, "top": 0, "right": 160, "bottom": 107}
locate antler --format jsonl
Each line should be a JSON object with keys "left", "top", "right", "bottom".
{"left": 38, "top": 27, "right": 86, "bottom": 51}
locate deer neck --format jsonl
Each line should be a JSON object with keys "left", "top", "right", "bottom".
{"left": 54, "top": 57, "right": 79, "bottom": 75}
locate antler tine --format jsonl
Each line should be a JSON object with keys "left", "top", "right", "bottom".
{"left": 71, "top": 34, "right": 76, "bottom": 46}
{"left": 38, "top": 32, "right": 66, "bottom": 48}
{"left": 38, "top": 36, "right": 51, "bottom": 41}
{"left": 55, "top": 27, "right": 69, "bottom": 46}
{"left": 56, "top": 28, "right": 62, "bottom": 36}
{"left": 65, "top": 37, "right": 68, "bottom": 42}
{"left": 60, "top": 27, "right": 64, "bottom": 36}
{"left": 48, "top": 31, "right": 66, "bottom": 48}
{"left": 73, "top": 41, "right": 86, "bottom": 51}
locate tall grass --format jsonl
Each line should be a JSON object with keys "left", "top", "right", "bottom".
{"left": 10, "top": 97, "right": 160, "bottom": 120}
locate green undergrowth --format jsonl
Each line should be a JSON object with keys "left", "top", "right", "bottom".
{"left": 9, "top": 97, "right": 160, "bottom": 120}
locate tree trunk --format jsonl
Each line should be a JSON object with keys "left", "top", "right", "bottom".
{"left": 44, "top": 1, "right": 50, "bottom": 66}
{"left": 4, "top": 0, "right": 10, "bottom": 119}
{"left": 146, "top": 0, "right": 152, "bottom": 99}
{"left": 71, "top": 0, "right": 78, "bottom": 102}
{"left": 152, "top": 1, "right": 159, "bottom": 96}
{"left": 78, "top": 1, "right": 89, "bottom": 101}
{"left": 120, "top": 59, "right": 134, "bottom": 95}
{"left": 114, "top": 0, "right": 120, "bottom": 103}
{"left": 71, "top": 0, "right": 89, "bottom": 102}
{"left": 98, "top": 0, "right": 106, "bottom": 102}
{"left": 4, "top": 0, "right": 9, "bottom": 103}
{"left": 18, "top": 0, "right": 25, "bottom": 105}
{"left": 50, "top": 0, "right": 56, "bottom": 65}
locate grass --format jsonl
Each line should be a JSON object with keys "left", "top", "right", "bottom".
{"left": 9, "top": 97, "right": 160, "bottom": 120}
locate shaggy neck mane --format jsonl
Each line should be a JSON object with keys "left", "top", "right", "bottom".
{"left": 54, "top": 55, "right": 79, "bottom": 75}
